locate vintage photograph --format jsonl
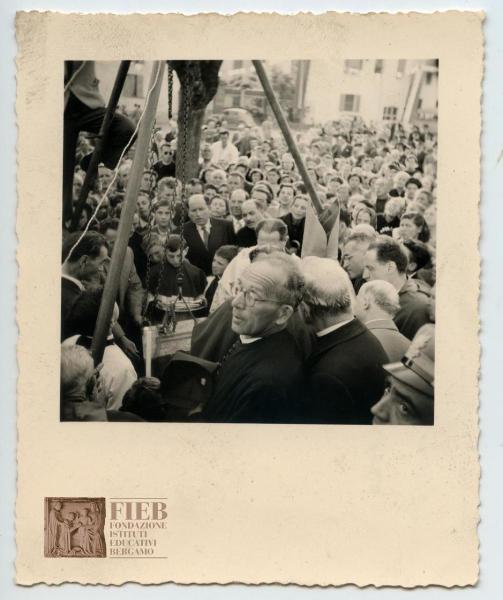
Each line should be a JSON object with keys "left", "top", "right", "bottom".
{"left": 61, "top": 58, "right": 438, "bottom": 425}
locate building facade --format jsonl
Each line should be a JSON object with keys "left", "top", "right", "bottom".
{"left": 304, "top": 59, "right": 438, "bottom": 128}
{"left": 94, "top": 59, "right": 438, "bottom": 130}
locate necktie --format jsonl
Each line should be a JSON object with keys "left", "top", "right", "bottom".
{"left": 202, "top": 227, "right": 209, "bottom": 248}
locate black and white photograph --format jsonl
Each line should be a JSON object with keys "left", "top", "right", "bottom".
{"left": 60, "top": 58, "right": 438, "bottom": 425}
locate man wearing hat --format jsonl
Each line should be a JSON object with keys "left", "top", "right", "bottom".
{"left": 210, "top": 128, "right": 239, "bottom": 166}
{"left": 371, "top": 324, "right": 434, "bottom": 425}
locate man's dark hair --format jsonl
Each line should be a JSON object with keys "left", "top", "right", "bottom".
{"left": 99, "top": 218, "right": 120, "bottom": 234}
{"left": 405, "top": 177, "right": 422, "bottom": 189}
{"left": 403, "top": 239, "right": 432, "bottom": 272}
{"left": 62, "top": 231, "right": 108, "bottom": 264}
{"left": 166, "top": 235, "right": 182, "bottom": 252}
{"left": 155, "top": 200, "right": 172, "bottom": 211}
{"left": 368, "top": 236, "right": 408, "bottom": 274}
{"left": 294, "top": 182, "right": 307, "bottom": 195}
{"left": 256, "top": 218, "right": 288, "bottom": 241}
{"left": 66, "top": 287, "right": 103, "bottom": 337}
{"left": 214, "top": 244, "right": 239, "bottom": 263}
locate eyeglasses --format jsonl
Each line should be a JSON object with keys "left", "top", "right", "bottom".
{"left": 231, "top": 283, "right": 283, "bottom": 308}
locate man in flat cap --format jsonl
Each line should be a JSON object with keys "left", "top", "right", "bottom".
{"left": 371, "top": 323, "right": 435, "bottom": 425}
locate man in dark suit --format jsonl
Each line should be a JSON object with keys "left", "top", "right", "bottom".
{"left": 183, "top": 194, "right": 236, "bottom": 275}
{"left": 362, "top": 236, "right": 431, "bottom": 339}
{"left": 235, "top": 199, "right": 266, "bottom": 248}
{"left": 61, "top": 231, "right": 109, "bottom": 341}
{"left": 202, "top": 254, "right": 306, "bottom": 423}
{"left": 301, "top": 257, "right": 388, "bottom": 424}
{"left": 355, "top": 280, "right": 411, "bottom": 362}
{"left": 61, "top": 231, "right": 139, "bottom": 362}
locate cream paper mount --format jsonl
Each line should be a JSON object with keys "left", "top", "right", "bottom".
{"left": 16, "top": 11, "right": 482, "bottom": 586}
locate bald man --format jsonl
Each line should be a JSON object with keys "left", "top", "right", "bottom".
{"left": 202, "top": 254, "right": 305, "bottom": 423}
{"left": 355, "top": 280, "right": 411, "bottom": 362}
{"left": 228, "top": 188, "right": 247, "bottom": 234}
{"left": 182, "top": 194, "right": 236, "bottom": 275}
{"left": 235, "top": 199, "right": 266, "bottom": 247}
{"left": 301, "top": 257, "right": 388, "bottom": 425}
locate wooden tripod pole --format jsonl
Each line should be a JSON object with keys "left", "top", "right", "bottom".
{"left": 252, "top": 60, "right": 323, "bottom": 216}
{"left": 91, "top": 61, "right": 165, "bottom": 365}
{"left": 69, "top": 60, "right": 131, "bottom": 231}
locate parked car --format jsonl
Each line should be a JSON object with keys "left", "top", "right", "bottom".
{"left": 220, "top": 108, "right": 257, "bottom": 129}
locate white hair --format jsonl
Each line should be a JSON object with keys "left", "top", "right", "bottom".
{"left": 230, "top": 188, "right": 247, "bottom": 200}
{"left": 352, "top": 223, "right": 378, "bottom": 238}
{"left": 61, "top": 345, "right": 94, "bottom": 396}
{"left": 358, "top": 280, "right": 400, "bottom": 318}
{"left": 301, "top": 257, "right": 354, "bottom": 314}
{"left": 209, "top": 169, "right": 227, "bottom": 183}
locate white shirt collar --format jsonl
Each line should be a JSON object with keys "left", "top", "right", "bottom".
{"left": 239, "top": 335, "right": 262, "bottom": 344}
{"left": 316, "top": 318, "right": 354, "bottom": 338}
{"left": 62, "top": 273, "right": 84, "bottom": 291}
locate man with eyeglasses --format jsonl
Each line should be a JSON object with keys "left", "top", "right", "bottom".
{"left": 202, "top": 254, "right": 305, "bottom": 423}
{"left": 152, "top": 142, "right": 177, "bottom": 180}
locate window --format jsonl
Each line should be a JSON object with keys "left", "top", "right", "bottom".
{"left": 339, "top": 94, "right": 361, "bottom": 112}
{"left": 123, "top": 73, "right": 143, "bottom": 97}
{"left": 383, "top": 106, "right": 398, "bottom": 120}
{"left": 344, "top": 60, "right": 363, "bottom": 73}
{"left": 425, "top": 72, "right": 433, "bottom": 85}
{"left": 233, "top": 60, "right": 244, "bottom": 69}
{"left": 232, "top": 94, "right": 241, "bottom": 107}
{"left": 374, "top": 59, "right": 384, "bottom": 74}
{"left": 396, "top": 59, "right": 406, "bottom": 78}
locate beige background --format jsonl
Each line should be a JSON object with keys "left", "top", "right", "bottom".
{"left": 16, "top": 11, "right": 482, "bottom": 586}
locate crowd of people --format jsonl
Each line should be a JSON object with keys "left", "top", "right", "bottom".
{"left": 62, "top": 94, "right": 437, "bottom": 426}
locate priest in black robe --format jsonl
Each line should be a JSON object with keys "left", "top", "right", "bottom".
{"left": 202, "top": 253, "right": 305, "bottom": 424}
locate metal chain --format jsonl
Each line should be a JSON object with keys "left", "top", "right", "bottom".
{"left": 175, "top": 66, "right": 201, "bottom": 325}
{"left": 176, "top": 65, "right": 193, "bottom": 294}
{"left": 142, "top": 63, "right": 195, "bottom": 327}
{"left": 140, "top": 118, "right": 159, "bottom": 318}
{"left": 167, "top": 65, "right": 174, "bottom": 120}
